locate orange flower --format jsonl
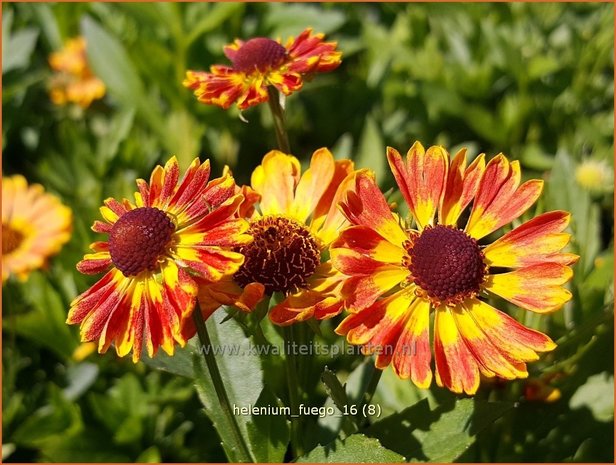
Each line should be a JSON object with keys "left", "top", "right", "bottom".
{"left": 184, "top": 28, "right": 341, "bottom": 110}
{"left": 332, "top": 142, "right": 578, "bottom": 395}
{"left": 49, "top": 37, "right": 105, "bottom": 108}
{"left": 67, "top": 157, "right": 251, "bottom": 362}
{"left": 2, "top": 175, "right": 72, "bottom": 282}
{"left": 197, "top": 148, "right": 356, "bottom": 325}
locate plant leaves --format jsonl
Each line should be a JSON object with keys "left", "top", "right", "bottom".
{"left": 298, "top": 433, "right": 405, "bottom": 463}
{"left": 193, "top": 311, "right": 265, "bottom": 462}
{"left": 246, "top": 387, "right": 290, "bottom": 463}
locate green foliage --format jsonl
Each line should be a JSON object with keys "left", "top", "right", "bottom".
{"left": 3, "top": 2, "right": 613, "bottom": 463}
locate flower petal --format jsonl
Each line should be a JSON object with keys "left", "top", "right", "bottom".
{"left": 198, "top": 278, "right": 265, "bottom": 321}
{"left": 387, "top": 142, "right": 448, "bottom": 229}
{"left": 76, "top": 251, "right": 112, "bottom": 275}
{"left": 336, "top": 287, "right": 417, "bottom": 369}
{"left": 485, "top": 263, "right": 573, "bottom": 313}
{"left": 291, "top": 148, "right": 336, "bottom": 223}
{"left": 463, "top": 299, "right": 556, "bottom": 360}
{"left": 286, "top": 28, "right": 342, "bottom": 74}
{"left": 434, "top": 306, "right": 480, "bottom": 395}
{"left": 453, "top": 302, "right": 529, "bottom": 380}
{"left": 251, "top": 150, "right": 301, "bottom": 216}
{"left": 339, "top": 170, "right": 408, "bottom": 246}
{"left": 183, "top": 67, "right": 248, "bottom": 109}
{"left": 466, "top": 156, "right": 543, "bottom": 239}
{"left": 484, "top": 211, "right": 578, "bottom": 267}
{"left": 439, "top": 150, "right": 486, "bottom": 225}
{"left": 392, "top": 298, "right": 432, "bottom": 388}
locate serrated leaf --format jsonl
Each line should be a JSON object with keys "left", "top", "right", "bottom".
{"left": 298, "top": 433, "right": 405, "bottom": 463}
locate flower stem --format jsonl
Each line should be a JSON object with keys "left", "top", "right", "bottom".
{"left": 267, "top": 86, "right": 291, "bottom": 153}
{"left": 192, "top": 305, "right": 253, "bottom": 463}
{"left": 284, "top": 325, "right": 305, "bottom": 458}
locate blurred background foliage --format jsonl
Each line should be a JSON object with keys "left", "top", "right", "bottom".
{"left": 2, "top": 2, "right": 614, "bottom": 463}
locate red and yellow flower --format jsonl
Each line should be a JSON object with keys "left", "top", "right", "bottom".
{"left": 49, "top": 37, "right": 106, "bottom": 108}
{"left": 183, "top": 28, "right": 341, "bottom": 110}
{"left": 2, "top": 175, "right": 72, "bottom": 282}
{"left": 197, "top": 148, "right": 356, "bottom": 325}
{"left": 332, "top": 141, "right": 577, "bottom": 394}
{"left": 67, "top": 157, "right": 251, "bottom": 362}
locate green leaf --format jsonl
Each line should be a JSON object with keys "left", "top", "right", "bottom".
{"left": 265, "top": 3, "right": 345, "bottom": 39}
{"left": 6, "top": 272, "right": 77, "bottom": 359}
{"left": 193, "top": 311, "right": 264, "bottom": 462}
{"left": 367, "top": 397, "right": 515, "bottom": 462}
{"left": 3, "top": 27, "right": 39, "bottom": 74}
{"left": 321, "top": 367, "right": 349, "bottom": 412}
{"left": 185, "top": 3, "right": 245, "bottom": 46}
{"left": 141, "top": 338, "right": 196, "bottom": 378}
{"left": 63, "top": 362, "right": 99, "bottom": 401}
{"left": 82, "top": 17, "right": 142, "bottom": 103}
{"left": 136, "top": 446, "right": 162, "bottom": 463}
{"left": 298, "top": 433, "right": 405, "bottom": 463}
{"left": 356, "top": 114, "right": 387, "bottom": 185}
{"left": 570, "top": 372, "right": 614, "bottom": 422}
{"left": 11, "top": 385, "right": 82, "bottom": 448}
{"left": 246, "top": 387, "right": 290, "bottom": 463}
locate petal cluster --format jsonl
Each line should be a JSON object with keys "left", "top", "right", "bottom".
{"left": 183, "top": 28, "right": 341, "bottom": 110}
{"left": 332, "top": 142, "right": 577, "bottom": 394}
{"left": 49, "top": 37, "right": 106, "bottom": 108}
{"left": 67, "top": 157, "right": 251, "bottom": 362}
{"left": 2, "top": 175, "right": 72, "bottom": 282}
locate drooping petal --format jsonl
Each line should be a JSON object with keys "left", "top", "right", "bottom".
{"left": 183, "top": 67, "right": 249, "bottom": 109}
{"left": 291, "top": 147, "right": 336, "bottom": 223}
{"left": 175, "top": 246, "right": 245, "bottom": 283}
{"left": 434, "top": 306, "right": 480, "bottom": 395}
{"left": 251, "top": 150, "right": 301, "bottom": 216}
{"left": 339, "top": 170, "right": 408, "bottom": 246}
{"left": 439, "top": 150, "right": 486, "bottom": 225}
{"left": 198, "top": 277, "right": 265, "bottom": 321}
{"left": 267, "top": 70, "right": 303, "bottom": 96}
{"left": 484, "top": 211, "right": 578, "bottom": 267}
{"left": 76, "top": 251, "right": 113, "bottom": 275}
{"left": 453, "top": 301, "right": 529, "bottom": 380}
{"left": 336, "top": 287, "right": 417, "bottom": 369}
{"left": 466, "top": 156, "right": 543, "bottom": 239}
{"left": 387, "top": 142, "right": 448, "bottom": 229}
{"left": 485, "top": 263, "right": 573, "bottom": 313}
{"left": 392, "top": 298, "right": 432, "bottom": 388}
{"left": 463, "top": 299, "right": 556, "bottom": 361}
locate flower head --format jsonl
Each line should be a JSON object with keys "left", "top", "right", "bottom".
{"left": 183, "top": 28, "right": 341, "bottom": 110}
{"left": 2, "top": 175, "right": 72, "bottom": 282}
{"left": 67, "top": 157, "right": 251, "bottom": 362}
{"left": 332, "top": 142, "right": 578, "bottom": 395}
{"left": 49, "top": 37, "right": 105, "bottom": 108}
{"left": 198, "top": 148, "right": 356, "bottom": 325}
{"left": 575, "top": 158, "right": 613, "bottom": 194}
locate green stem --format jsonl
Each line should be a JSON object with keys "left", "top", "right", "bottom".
{"left": 267, "top": 86, "right": 291, "bottom": 153}
{"left": 192, "top": 306, "right": 253, "bottom": 463}
{"left": 284, "top": 325, "right": 304, "bottom": 458}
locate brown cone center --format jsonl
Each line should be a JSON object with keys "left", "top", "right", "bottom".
{"left": 2, "top": 223, "right": 24, "bottom": 255}
{"left": 231, "top": 38, "right": 287, "bottom": 73}
{"left": 234, "top": 216, "right": 320, "bottom": 295}
{"left": 108, "top": 207, "right": 175, "bottom": 277}
{"left": 406, "top": 225, "right": 486, "bottom": 306}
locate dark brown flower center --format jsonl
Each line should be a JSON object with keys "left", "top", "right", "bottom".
{"left": 108, "top": 207, "right": 175, "bottom": 277}
{"left": 234, "top": 216, "right": 321, "bottom": 295}
{"left": 2, "top": 223, "right": 24, "bottom": 255}
{"left": 405, "top": 225, "right": 486, "bottom": 306}
{"left": 231, "top": 38, "right": 287, "bottom": 73}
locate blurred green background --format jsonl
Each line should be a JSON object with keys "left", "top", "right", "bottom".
{"left": 2, "top": 2, "right": 614, "bottom": 463}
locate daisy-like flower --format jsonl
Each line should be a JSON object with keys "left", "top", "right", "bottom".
{"left": 2, "top": 175, "right": 72, "bottom": 282}
{"left": 197, "top": 148, "right": 356, "bottom": 325}
{"left": 331, "top": 142, "right": 578, "bottom": 395}
{"left": 67, "top": 157, "right": 251, "bottom": 362}
{"left": 49, "top": 37, "right": 106, "bottom": 108}
{"left": 183, "top": 28, "right": 341, "bottom": 110}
